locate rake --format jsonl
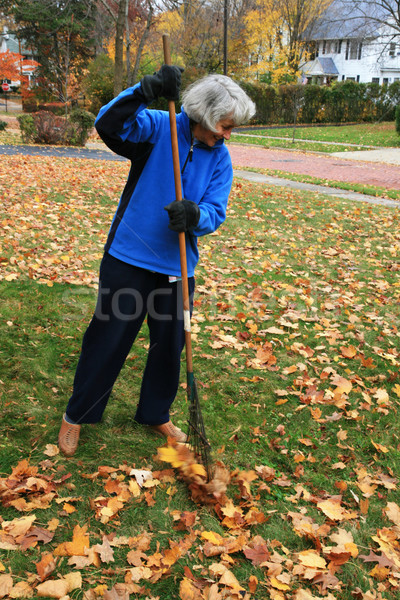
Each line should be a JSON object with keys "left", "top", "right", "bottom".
{"left": 163, "top": 34, "right": 213, "bottom": 481}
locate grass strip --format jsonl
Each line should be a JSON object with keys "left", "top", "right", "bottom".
{"left": 234, "top": 165, "right": 400, "bottom": 201}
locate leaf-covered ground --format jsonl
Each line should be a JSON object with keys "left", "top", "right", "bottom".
{"left": 0, "top": 155, "right": 400, "bottom": 600}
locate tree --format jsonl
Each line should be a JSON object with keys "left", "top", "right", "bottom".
{"left": 97, "top": 0, "right": 156, "bottom": 96}
{"left": 0, "top": 0, "right": 97, "bottom": 103}
{"left": 228, "top": 0, "right": 333, "bottom": 82}
{"left": 0, "top": 49, "right": 25, "bottom": 83}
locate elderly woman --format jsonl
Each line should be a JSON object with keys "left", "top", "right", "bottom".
{"left": 58, "top": 66, "right": 255, "bottom": 456}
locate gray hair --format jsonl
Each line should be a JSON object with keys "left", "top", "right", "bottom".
{"left": 181, "top": 74, "right": 256, "bottom": 132}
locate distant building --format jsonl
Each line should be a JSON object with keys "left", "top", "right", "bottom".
{"left": 301, "top": 0, "right": 400, "bottom": 84}
{"left": 1, "top": 25, "right": 39, "bottom": 86}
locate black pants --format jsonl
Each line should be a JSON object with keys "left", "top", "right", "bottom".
{"left": 65, "top": 253, "right": 194, "bottom": 425}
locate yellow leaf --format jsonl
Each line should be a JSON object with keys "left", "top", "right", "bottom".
{"left": 385, "top": 502, "right": 400, "bottom": 525}
{"left": 331, "top": 376, "right": 352, "bottom": 395}
{"left": 2, "top": 515, "right": 36, "bottom": 537}
{"left": 43, "top": 444, "right": 59, "bottom": 457}
{"left": 371, "top": 441, "right": 389, "bottom": 453}
{"left": 369, "top": 565, "right": 390, "bottom": 580}
{"left": 128, "top": 566, "right": 153, "bottom": 582}
{"left": 201, "top": 531, "right": 223, "bottom": 545}
{"left": 189, "top": 463, "right": 207, "bottom": 478}
{"left": 219, "top": 569, "right": 244, "bottom": 590}
{"left": 0, "top": 575, "right": 13, "bottom": 598}
{"left": 129, "top": 480, "right": 141, "bottom": 497}
{"left": 157, "top": 445, "right": 184, "bottom": 468}
{"left": 270, "top": 577, "right": 290, "bottom": 590}
{"left": 36, "top": 579, "right": 69, "bottom": 598}
{"left": 298, "top": 550, "right": 327, "bottom": 569}
{"left": 9, "top": 581, "right": 34, "bottom": 598}
{"left": 317, "top": 498, "right": 357, "bottom": 521}
{"left": 63, "top": 571, "right": 82, "bottom": 592}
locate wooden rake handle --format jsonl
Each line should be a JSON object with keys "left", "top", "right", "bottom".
{"left": 162, "top": 33, "right": 193, "bottom": 372}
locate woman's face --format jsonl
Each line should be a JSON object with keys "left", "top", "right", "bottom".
{"left": 192, "top": 117, "right": 235, "bottom": 147}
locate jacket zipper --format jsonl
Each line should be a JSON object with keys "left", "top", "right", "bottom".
{"left": 181, "top": 138, "right": 194, "bottom": 174}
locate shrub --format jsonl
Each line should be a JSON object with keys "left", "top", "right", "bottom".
{"left": 17, "top": 114, "right": 36, "bottom": 142}
{"left": 396, "top": 105, "right": 400, "bottom": 136}
{"left": 0, "top": 120, "right": 7, "bottom": 132}
{"left": 83, "top": 53, "right": 115, "bottom": 114}
{"left": 33, "top": 111, "right": 75, "bottom": 145}
{"left": 300, "top": 85, "right": 328, "bottom": 123}
{"left": 17, "top": 109, "right": 95, "bottom": 146}
{"left": 239, "top": 82, "right": 278, "bottom": 124}
{"left": 69, "top": 108, "right": 96, "bottom": 145}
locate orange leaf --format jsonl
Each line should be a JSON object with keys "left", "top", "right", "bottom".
{"left": 248, "top": 575, "right": 258, "bottom": 594}
{"left": 179, "top": 577, "right": 198, "bottom": 600}
{"left": 36, "top": 553, "right": 56, "bottom": 582}
{"left": 54, "top": 524, "right": 89, "bottom": 557}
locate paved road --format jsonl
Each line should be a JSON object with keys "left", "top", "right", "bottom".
{"left": 228, "top": 144, "right": 400, "bottom": 190}
{"left": 0, "top": 144, "right": 126, "bottom": 161}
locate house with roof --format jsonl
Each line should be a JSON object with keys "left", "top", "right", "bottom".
{"left": 1, "top": 25, "right": 39, "bottom": 87}
{"left": 301, "top": 0, "right": 400, "bottom": 84}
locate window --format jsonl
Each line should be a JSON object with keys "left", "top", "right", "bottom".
{"left": 334, "top": 40, "right": 342, "bottom": 54}
{"left": 357, "top": 75, "right": 360, "bottom": 82}
{"left": 372, "top": 77, "right": 380, "bottom": 84}
{"left": 346, "top": 40, "right": 362, "bottom": 60}
{"left": 322, "top": 41, "right": 327, "bottom": 54}
{"left": 347, "top": 77, "right": 356, "bottom": 81}
{"left": 342, "top": 75, "right": 345, "bottom": 81}
{"left": 389, "top": 42, "right": 396, "bottom": 57}
{"left": 350, "top": 41, "right": 358, "bottom": 59}
{"left": 383, "top": 77, "right": 389, "bottom": 85}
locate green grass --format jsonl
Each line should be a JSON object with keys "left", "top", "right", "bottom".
{"left": 1, "top": 156, "right": 400, "bottom": 598}
{"left": 231, "top": 121, "right": 400, "bottom": 152}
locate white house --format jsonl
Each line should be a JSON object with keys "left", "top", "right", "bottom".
{"left": 0, "top": 25, "right": 39, "bottom": 87}
{"left": 301, "top": 0, "right": 400, "bottom": 84}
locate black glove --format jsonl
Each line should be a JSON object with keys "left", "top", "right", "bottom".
{"left": 164, "top": 199, "right": 200, "bottom": 232}
{"left": 141, "top": 65, "right": 183, "bottom": 104}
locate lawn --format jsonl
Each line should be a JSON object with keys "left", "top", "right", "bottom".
{"left": 231, "top": 122, "right": 400, "bottom": 152}
{"left": 1, "top": 155, "right": 400, "bottom": 599}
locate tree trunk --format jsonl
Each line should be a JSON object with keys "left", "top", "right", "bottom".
{"left": 129, "top": 3, "right": 153, "bottom": 86}
{"left": 114, "top": 0, "right": 126, "bottom": 97}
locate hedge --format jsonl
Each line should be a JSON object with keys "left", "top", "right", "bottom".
{"left": 239, "top": 79, "right": 400, "bottom": 125}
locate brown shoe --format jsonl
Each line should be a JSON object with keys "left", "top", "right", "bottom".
{"left": 58, "top": 414, "right": 81, "bottom": 456}
{"left": 150, "top": 420, "right": 187, "bottom": 443}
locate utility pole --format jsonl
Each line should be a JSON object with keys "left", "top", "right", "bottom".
{"left": 223, "top": 0, "right": 228, "bottom": 75}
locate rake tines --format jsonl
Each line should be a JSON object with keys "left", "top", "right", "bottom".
{"left": 186, "top": 374, "right": 213, "bottom": 482}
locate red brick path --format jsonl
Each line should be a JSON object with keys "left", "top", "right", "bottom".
{"left": 228, "top": 144, "right": 400, "bottom": 190}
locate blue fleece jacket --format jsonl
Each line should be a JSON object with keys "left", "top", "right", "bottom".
{"left": 95, "top": 82, "right": 233, "bottom": 278}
